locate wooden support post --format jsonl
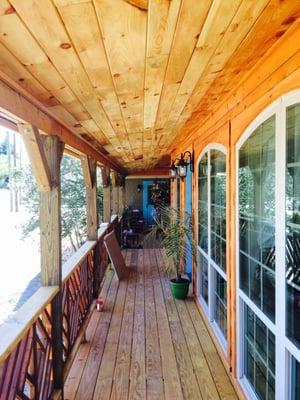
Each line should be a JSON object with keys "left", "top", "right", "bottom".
{"left": 40, "top": 135, "right": 64, "bottom": 392}
{"left": 111, "top": 171, "right": 119, "bottom": 215}
{"left": 19, "top": 124, "right": 65, "bottom": 392}
{"left": 118, "top": 182, "right": 126, "bottom": 214}
{"left": 81, "top": 156, "right": 97, "bottom": 240}
{"left": 101, "top": 166, "right": 111, "bottom": 222}
{"left": 81, "top": 156, "right": 100, "bottom": 297}
{"left": 103, "top": 185, "right": 111, "bottom": 222}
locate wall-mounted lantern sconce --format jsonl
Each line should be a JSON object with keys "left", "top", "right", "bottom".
{"left": 169, "top": 151, "right": 194, "bottom": 180}
{"left": 169, "top": 158, "right": 180, "bottom": 180}
{"left": 169, "top": 162, "right": 177, "bottom": 180}
{"left": 137, "top": 184, "right": 142, "bottom": 192}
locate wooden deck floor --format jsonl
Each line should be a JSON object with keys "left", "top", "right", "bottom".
{"left": 64, "top": 249, "right": 238, "bottom": 400}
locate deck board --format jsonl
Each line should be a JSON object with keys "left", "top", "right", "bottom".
{"left": 65, "top": 249, "right": 239, "bottom": 400}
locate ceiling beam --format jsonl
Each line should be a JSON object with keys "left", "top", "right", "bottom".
{"left": 0, "top": 74, "right": 125, "bottom": 174}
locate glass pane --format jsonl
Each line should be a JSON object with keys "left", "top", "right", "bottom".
{"left": 214, "top": 270, "right": 227, "bottom": 339}
{"left": 239, "top": 115, "right": 276, "bottom": 322}
{"left": 291, "top": 356, "right": 300, "bottom": 400}
{"left": 199, "top": 252, "right": 209, "bottom": 305}
{"left": 210, "top": 150, "right": 226, "bottom": 272}
{"left": 286, "top": 103, "right": 300, "bottom": 348}
{"left": 198, "top": 153, "right": 208, "bottom": 253}
{"left": 244, "top": 304, "right": 275, "bottom": 400}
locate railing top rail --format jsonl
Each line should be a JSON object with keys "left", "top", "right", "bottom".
{"left": 98, "top": 222, "right": 109, "bottom": 240}
{"left": 0, "top": 286, "right": 59, "bottom": 363}
{"left": 63, "top": 219, "right": 116, "bottom": 283}
{"left": 62, "top": 240, "right": 97, "bottom": 284}
{"left": 111, "top": 214, "right": 118, "bottom": 223}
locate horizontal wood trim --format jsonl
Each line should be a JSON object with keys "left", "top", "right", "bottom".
{"left": 0, "top": 75, "right": 124, "bottom": 173}
{"left": 0, "top": 286, "right": 59, "bottom": 363}
{"left": 0, "top": 114, "right": 17, "bottom": 131}
{"left": 127, "top": 168, "right": 169, "bottom": 177}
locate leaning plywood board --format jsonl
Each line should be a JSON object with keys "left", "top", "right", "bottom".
{"left": 104, "top": 231, "right": 129, "bottom": 280}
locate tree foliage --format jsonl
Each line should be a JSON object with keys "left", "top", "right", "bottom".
{"left": 0, "top": 135, "right": 8, "bottom": 155}
{"left": 21, "top": 153, "right": 103, "bottom": 251}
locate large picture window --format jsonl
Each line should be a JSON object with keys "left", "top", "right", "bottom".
{"left": 239, "top": 115, "right": 276, "bottom": 322}
{"left": 237, "top": 91, "right": 300, "bottom": 400}
{"left": 286, "top": 103, "right": 300, "bottom": 349}
{"left": 197, "top": 147, "right": 227, "bottom": 347}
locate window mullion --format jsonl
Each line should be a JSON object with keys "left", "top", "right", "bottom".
{"left": 208, "top": 150, "right": 214, "bottom": 322}
{"left": 275, "top": 100, "right": 287, "bottom": 400}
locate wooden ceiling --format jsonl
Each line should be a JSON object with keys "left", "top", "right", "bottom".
{"left": 0, "top": 0, "right": 299, "bottom": 172}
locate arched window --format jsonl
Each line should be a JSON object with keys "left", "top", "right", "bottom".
{"left": 197, "top": 146, "right": 227, "bottom": 349}
{"left": 237, "top": 91, "right": 300, "bottom": 400}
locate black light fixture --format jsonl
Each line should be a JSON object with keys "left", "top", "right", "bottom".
{"left": 169, "top": 157, "right": 180, "bottom": 180}
{"left": 173, "top": 151, "right": 194, "bottom": 180}
{"left": 177, "top": 155, "right": 187, "bottom": 179}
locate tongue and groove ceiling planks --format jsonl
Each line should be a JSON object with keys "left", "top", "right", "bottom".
{"left": 0, "top": 0, "right": 299, "bottom": 172}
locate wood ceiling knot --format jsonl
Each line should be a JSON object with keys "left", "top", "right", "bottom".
{"left": 60, "top": 42, "right": 71, "bottom": 50}
{"left": 4, "top": 6, "right": 15, "bottom": 15}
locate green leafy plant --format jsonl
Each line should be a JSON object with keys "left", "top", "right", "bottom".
{"left": 143, "top": 205, "right": 196, "bottom": 281}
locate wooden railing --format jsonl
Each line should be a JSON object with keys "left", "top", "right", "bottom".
{"left": 0, "top": 216, "right": 120, "bottom": 400}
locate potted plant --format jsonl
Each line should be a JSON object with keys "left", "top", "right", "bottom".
{"left": 143, "top": 205, "right": 195, "bottom": 299}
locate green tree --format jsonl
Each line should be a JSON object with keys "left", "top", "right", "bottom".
{"left": 21, "top": 153, "right": 103, "bottom": 251}
{"left": 0, "top": 135, "right": 9, "bottom": 183}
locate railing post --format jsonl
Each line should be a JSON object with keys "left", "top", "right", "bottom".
{"left": 19, "top": 124, "right": 65, "bottom": 393}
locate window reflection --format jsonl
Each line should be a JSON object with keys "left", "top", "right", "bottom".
{"left": 198, "top": 149, "right": 227, "bottom": 341}
{"left": 214, "top": 270, "right": 227, "bottom": 338}
{"left": 244, "top": 305, "right": 275, "bottom": 400}
{"left": 199, "top": 252, "right": 208, "bottom": 305}
{"left": 239, "top": 115, "right": 276, "bottom": 322}
{"left": 211, "top": 150, "right": 226, "bottom": 272}
{"left": 286, "top": 103, "right": 300, "bottom": 348}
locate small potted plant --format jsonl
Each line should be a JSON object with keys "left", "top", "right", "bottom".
{"left": 143, "top": 205, "right": 195, "bottom": 299}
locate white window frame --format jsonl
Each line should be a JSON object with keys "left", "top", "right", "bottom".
{"left": 196, "top": 143, "right": 228, "bottom": 352}
{"left": 236, "top": 89, "right": 300, "bottom": 400}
